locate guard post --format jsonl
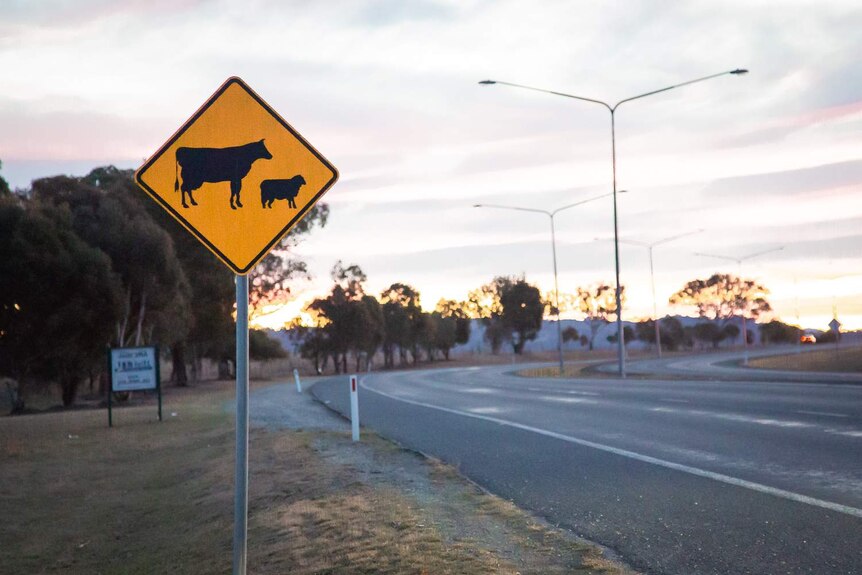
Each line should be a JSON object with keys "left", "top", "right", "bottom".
{"left": 350, "top": 374, "right": 360, "bottom": 442}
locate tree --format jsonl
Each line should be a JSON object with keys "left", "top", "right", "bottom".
{"left": 466, "top": 282, "right": 508, "bottom": 354}
{"left": 33, "top": 168, "right": 197, "bottom": 384}
{"left": 468, "top": 276, "right": 542, "bottom": 355}
{"left": 759, "top": 320, "right": 798, "bottom": 345}
{"left": 31, "top": 171, "right": 193, "bottom": 351}
{"left": 431, "top": 312, "right": 458, "bottom": 360}
{"left": 692, "top": 322, "right": 725, "bottom": 349}
{"left": 635, "top": 318, "right": 691, "bottom": 352}
{"left": 576, "top": 284, "right": 624, "bottom": 351}
{"left": 634, "top": 320, "right": 656, "bottom": 346}
{"left": 0, "top": 159, "right": 11, "bottom": 197}
{"left": 304, "top": 263, "right": 383, "bottom": 373}
{"left": 720, "top": 323, "right": 739, "bottom": 344}
{"left": 381, "top": 283, "right": 423, "bottom": 365}
{"left": 0, "top": 196, "right": 122, "bottom": 407}
{"left": 435, "top": 299, "right": 472, "bottom": 348}
{"left": 669, "top": 273, "right": 771, "bottom": 323}
{"left": 498, "top": 277, "right": 544, "bottom": 354}
{"left": 607, "top": 326, "right": 635, "bottom": 346}
{"left": 353, "top": 295, "right": 385, "bottom": 371}
{"left": 417, "top": 312, "right": 438, "bottom": 361}
{"left": 659, "top": 317, "right": 690, "bottom": 351}
{"left": 562, "top": 326, "right": 579, "bottom": 345}
{"left": 289, "top": 315, "right": 328, "bottom": 375}
{"left": 249, "top": 329, "right": 287, "bottom": 360}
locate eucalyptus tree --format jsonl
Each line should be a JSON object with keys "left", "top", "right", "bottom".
{"left": 0, "top": 196, "right": 121, "bottom": 407}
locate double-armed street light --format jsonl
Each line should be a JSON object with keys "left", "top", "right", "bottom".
{"left": 614, "top": 230, "right": 703, "bottom": 357}
{"left": 480, "top": 68, "right": 749, "bottom": 377}
{"left": 474, "top": 191, "right": 620, "bottom": 376}
{"left": 694, "top": 246, "right": 785, "bottom": 364}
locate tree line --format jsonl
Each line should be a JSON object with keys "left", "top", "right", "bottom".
{"left": 290, "top": 268, "right": 547, "bottom": 373}
{"left": 1, "top": 160, "right": 803, "bottom": 408}
{"left": 0, "top": 164, "right": 321, "bottom": 411}
{"left": 288, "top": 268, "right": 799, "bottom": 374}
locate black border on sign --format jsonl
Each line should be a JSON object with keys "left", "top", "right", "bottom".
{"left": 134, "top": 76, "right": 339, "bottom": 275}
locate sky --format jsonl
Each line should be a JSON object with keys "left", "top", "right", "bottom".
{"left": 2, "top": 0, "right": 861, "bottom": 330}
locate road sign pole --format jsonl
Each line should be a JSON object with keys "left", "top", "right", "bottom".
{"left": 107, "top": 348, "right": 113, "bottom": 428}
{"left": 233, "top": 274, "right": 249, "bottom": 575}
{"left": 155, "top": 345, "right": 162, "bottom": 422}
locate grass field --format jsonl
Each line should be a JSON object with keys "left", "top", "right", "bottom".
{"left": 0, "top": 380, "right": 632, "bottom": 574}
{"left": 748, "top": 345, "right": 862, "bottom": 373}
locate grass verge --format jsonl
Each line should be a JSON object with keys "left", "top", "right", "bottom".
{"left": 517, "top": 365, "right": 594, "bottom": 378}
{"left": 1, "top": 381, "right": 633, "bottom": 574}
{"left": 747, "top": 345, "right": 862, "bottom": 373}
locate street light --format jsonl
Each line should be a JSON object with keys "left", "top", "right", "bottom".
{"left": 694, "top": 246, "right": 784, "bottom": 364}
{"left": 474, "top": 191, "right": 618, "bottom": 376}
{"left": 480, "top": 68, "right": 748, "bottom": 377}
{"left": 614, "top": 230, "right": 703, "bottom": 357}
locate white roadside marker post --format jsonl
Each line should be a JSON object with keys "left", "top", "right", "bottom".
{"left": 350, "top": 374, "right": 360, "bottom": 442}
{"left": 293, "top": 368, "right": 302, "bottom": 393}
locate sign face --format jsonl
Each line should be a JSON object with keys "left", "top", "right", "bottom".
{"left": 110, "top": 347, "right": 158, "bottom": 392}
{"left": 135, "top": 77, "right": 338, "bottom": 274}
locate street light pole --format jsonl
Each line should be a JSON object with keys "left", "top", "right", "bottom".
{"left": 695, "top": 246, "right": 784, "bottom": 365}
{"left": 616, "top": 230, "right": 703, "bottom": 357}
{"left": 475, "top": 191, "right": 616, "bottom": 376}
{"left": 549, "top": 214, "right": 563, "bottom": 374}
{"left": 480, "top": 68, "right": 748, "bottom": 377}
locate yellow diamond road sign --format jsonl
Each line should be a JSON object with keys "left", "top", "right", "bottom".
{"left": 135, "top": 77, "right": 338, "bottom": 275}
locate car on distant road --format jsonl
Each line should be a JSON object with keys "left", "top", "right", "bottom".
{"left": 800, "top": 334, "right": 817, "bottom": 344}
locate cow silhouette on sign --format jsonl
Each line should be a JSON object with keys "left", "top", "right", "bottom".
{"left": 174, "top": 140, "right": 272, "bottom": 209}
{"left": 260, "top": 176, "right": 306, "bottom": 209}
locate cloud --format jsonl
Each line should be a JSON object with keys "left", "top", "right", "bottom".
{"left": 699, "top": 159, "right": 862, "bottom": 198}
{"left": 2, "top": 0, "right": 861, "bottom": 327}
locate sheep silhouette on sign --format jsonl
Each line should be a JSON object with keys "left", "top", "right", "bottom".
{"left": 174, "top": 140, "right": 272, "bottom": 209}
{"left": 260, "top": 176, "right": 306, "bottom": 209}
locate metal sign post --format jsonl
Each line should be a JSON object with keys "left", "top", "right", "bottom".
{"left": 234, "top": 275, "right": 249, "bottom": 575}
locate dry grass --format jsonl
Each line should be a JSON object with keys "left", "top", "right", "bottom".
{"left": 1, "top": 381, "right": 633, "bottom": 575}
{"left": 517, "top": 365, "right": 595, "bottom": 379}
{"left": 748, "top": 345, "right": 862, "bottom": 373}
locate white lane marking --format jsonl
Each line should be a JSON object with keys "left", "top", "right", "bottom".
{"left": 523, "top": 387, "right": 600, "bottom": 397}
{"left": 539, "top": 396, "right": 598, "bottom": 405}
{"left": 362, "top": 379, "right": 862, "bottom": 519}
{"left": 826, "top": 429, "right": 862, "bottom": 438}
{"left": 468, "top": 407, "right": 507, "bottom": 414}
{"left": 461, "top": 387, "right": 494, "bottom": 394}
{"left": 797, "top": 410, "right": 849, "bottom": 418}
{"left": 650, "top": 407, "right": 815, "bottom": 429}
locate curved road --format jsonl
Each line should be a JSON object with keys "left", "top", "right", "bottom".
{"left": 605, "top": 344, "right": 862, "bottom": 383}
{"left": 314, "top": 360, "right": 862, "bottom": 575}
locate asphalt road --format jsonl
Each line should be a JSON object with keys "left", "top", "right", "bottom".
{"left": 313, "top": 361, "right": 862, "bottom": 575}
{"left": 604, "top": 344, "right": 862, "bottom": 383}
